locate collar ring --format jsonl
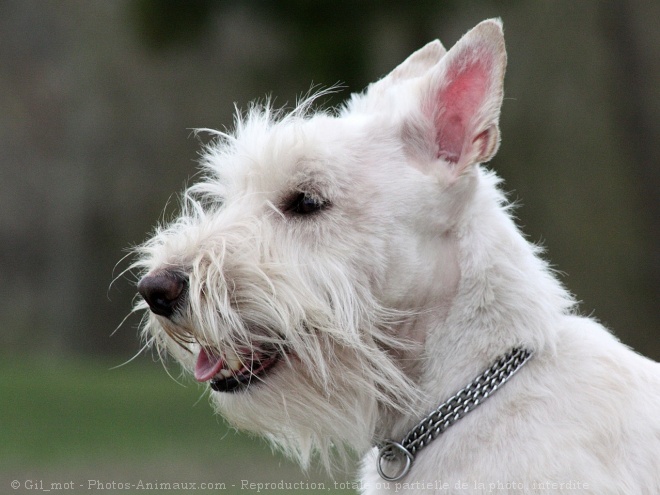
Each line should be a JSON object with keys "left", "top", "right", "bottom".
{"left": 376, "top": 440, "right": 414, "bottom": 482}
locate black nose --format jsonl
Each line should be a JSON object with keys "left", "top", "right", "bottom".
{"left": 137, "top": 271, "right": 187, "bottom": 317}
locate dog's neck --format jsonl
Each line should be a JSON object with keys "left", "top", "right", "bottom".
{"left": 377, "top": 168, "right": 574, "bottom": 445}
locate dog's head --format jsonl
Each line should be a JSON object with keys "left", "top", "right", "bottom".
{"left": 133, "top": 19, "right": 506, "bottom": 467}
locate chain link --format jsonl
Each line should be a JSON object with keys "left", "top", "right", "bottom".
{"left": 377, "top": 347, "right": 533, "bottom": 481}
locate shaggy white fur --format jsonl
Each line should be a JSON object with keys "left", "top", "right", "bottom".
{"left": 134, "top": 19, "right": 660, "bottom": 494}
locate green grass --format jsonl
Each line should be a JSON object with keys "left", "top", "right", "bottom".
{"left": 0, "top": 354, "right": 358, "bottom": 494}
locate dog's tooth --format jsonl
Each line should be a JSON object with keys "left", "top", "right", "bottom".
{"left": 225, "top": 348, "right": 243, "bottom": 371}
{"left": 219, "top": 369, "right": 232, "bottom": 378}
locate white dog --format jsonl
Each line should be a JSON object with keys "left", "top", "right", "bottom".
{"left": 134, "top": 19, "right": 660, "bottom": 494}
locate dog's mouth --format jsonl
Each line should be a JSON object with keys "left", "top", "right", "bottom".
{"left": 194, "top": 345, "right": 281, "bottom": 393}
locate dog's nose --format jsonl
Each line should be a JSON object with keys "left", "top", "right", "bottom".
{"left": 137, "top": 271, "right": 187, "bottom": 317}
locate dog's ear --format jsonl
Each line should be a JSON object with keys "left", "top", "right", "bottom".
{"left": 345, "top": 40, "right": 446, "bottom": 114}
{"left": 381, "top": 39, "right": 447, "bottom": 85}
{"left": 416, "top": 19, "right": 506, "bottom": 177}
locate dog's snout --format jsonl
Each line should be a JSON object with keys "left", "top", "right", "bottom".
{"left": 137, "top": 271, "right": 187, "bottom": 317}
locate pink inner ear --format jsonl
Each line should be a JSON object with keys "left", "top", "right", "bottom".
{"left": 434, "top": 59, "right": 490, "bottom": 163}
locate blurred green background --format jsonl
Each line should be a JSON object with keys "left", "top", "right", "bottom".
{"left": 1, "top": 1, "right": 658, "bottom": 494}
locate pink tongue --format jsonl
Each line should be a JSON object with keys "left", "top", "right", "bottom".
{"left": 194, "top": 348, "right": 225, "bottom": 382}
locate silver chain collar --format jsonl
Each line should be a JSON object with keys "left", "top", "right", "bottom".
{"left": 376, "top": 347, "right": 534, "bottom": 481}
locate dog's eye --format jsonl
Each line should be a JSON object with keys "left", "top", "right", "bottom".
{"left": 287, "top": 192, "right": 327, "bottom": 215}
